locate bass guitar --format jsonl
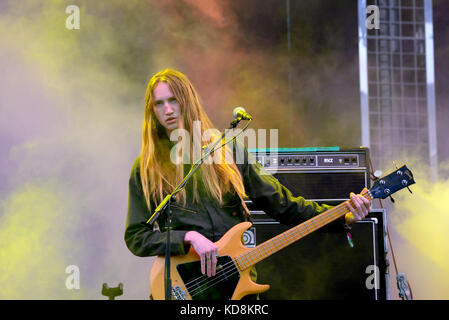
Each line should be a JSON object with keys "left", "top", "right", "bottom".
{"left": 150, "top": 165, "right": 415, "bottom": 300}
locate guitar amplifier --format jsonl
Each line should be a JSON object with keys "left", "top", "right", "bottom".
{"left": 243, "top": 148, "right": 388, "bottom": 300}
{"left": 243, "top": 209, "right": 388, "bottom": 300}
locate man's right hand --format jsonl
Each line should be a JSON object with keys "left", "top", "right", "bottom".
{"left": 184, "top": 231, "right": 218, "bottom": 277}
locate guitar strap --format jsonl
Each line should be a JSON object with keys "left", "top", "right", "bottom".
{"left": 235, "top": 188, "right": 252, "bottom": 223}
{"left": 231, "top": 138, "right": 252, "bottom": 223}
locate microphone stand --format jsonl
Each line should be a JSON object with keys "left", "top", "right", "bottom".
{"left": 146, "top": 116, "right": 245, "bottom": 300}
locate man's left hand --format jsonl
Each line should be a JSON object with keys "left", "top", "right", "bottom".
{"left": 345, "top": 188, "right": 371, "bottom": 225}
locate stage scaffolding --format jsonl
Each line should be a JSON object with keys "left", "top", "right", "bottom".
{"left": 358, "top": 0, "right": 437, "bottom": 180}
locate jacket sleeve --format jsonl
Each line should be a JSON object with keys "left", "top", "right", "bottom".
{"left": 124, "top": 158, "right": 190, "bottom": 257}
{"left": 237, "top": 143, "right": 346, "bottom": 231}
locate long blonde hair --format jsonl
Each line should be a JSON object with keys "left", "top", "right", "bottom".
{"left": 140, "top": 68, "right": 246, "bottom": 212}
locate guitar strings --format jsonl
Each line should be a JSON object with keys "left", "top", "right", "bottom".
{"left": 184, "top": 197, "right": 366, "bottom": 298}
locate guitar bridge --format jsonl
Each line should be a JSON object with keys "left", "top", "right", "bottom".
{"left": 172, "top": 285, "right": 187, "bottom": 300}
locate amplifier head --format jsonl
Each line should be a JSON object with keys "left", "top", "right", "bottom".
{"left": 248, "top": 147, "right": 371, "bottom": 203}
{"left": 249, "top": 147, "right": 370, "bottom": 170}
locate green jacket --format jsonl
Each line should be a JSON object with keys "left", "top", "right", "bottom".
{"left": 124, "top": 142, "right": 343, "bottom": 257}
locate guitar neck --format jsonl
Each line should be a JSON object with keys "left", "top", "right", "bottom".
{"left": 233, "top": 191, "right": 372, "bottom": 271}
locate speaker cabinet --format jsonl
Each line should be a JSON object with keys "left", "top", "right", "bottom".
{"left": 244, "top": 209, "right": 388, "bottom": 300}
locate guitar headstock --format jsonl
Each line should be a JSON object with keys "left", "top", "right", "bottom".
{"left": 369, "top": 165, "right": 415, "bottom": 200}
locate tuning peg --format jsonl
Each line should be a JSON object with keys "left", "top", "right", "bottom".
{"left": 370, "top": 170, "right": 382, "bottom": 181}
{"left": 393, "top": 161, "right": 398, "bottom": 170}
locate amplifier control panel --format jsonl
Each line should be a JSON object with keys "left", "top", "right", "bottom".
{"left": 256, "top": 154, "right": 362, "bottom": 168}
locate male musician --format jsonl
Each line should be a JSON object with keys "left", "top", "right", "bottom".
{"left": 124, "top": 68, "right": 370, "bottom": 295}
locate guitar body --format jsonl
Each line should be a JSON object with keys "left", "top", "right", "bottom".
{"left": 150, "top": 222, "right": 270, "bottom": 300}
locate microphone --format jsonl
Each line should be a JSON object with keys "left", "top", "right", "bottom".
{"left": 233, "top": 107, "right": 252, "bottom": 120}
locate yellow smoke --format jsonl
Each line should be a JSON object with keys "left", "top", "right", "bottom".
{"left": 1, "top": 0, "right": 445, "bottom": 300}
{"left": 0, "top": 0, "right": 155, "bottom": 299}
{"left": 0, "top": 183, "right": 84, "bottom": 299}
{"left": 386, "top": 160, "right": 449, "bottom": 299}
